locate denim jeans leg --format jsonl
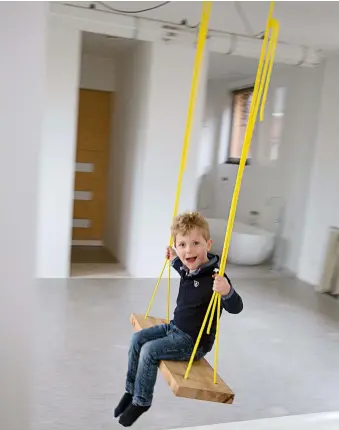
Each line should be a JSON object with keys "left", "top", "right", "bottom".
{"left": 133, "top": 326, "right": 206, "bottom": 407}
{"left": 125, "top": 324, "right": 168, "bottom": 395}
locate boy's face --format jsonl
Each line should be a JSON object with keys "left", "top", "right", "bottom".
{"left": 175, "top": 227, "right": 212, "bottom": 272}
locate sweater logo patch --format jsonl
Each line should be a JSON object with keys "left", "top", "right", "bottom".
{"left": 194, "top": 280, "right": 200, "bottom": 288}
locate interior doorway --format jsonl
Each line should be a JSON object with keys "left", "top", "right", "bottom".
{"left": 70, "top": 88, "right": 118, "bottom": 276}
{"left": 69, "top": 32, "right": 138, "bottom": 278}
{"left": 72, "top": 88, "right": 111, "bottom": 244}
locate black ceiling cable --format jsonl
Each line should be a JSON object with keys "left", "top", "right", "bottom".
{"left": 97, "top": 1, "right": 200, "bottom": 31}
{"left": 93, "top": 2, "right": 266, "bottom": 41}
{"left": 97, "top": 1, "right": 171, "bottom": 14}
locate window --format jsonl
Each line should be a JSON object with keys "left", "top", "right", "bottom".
{"left": 227, "top": 87, "right": 254, "bottom": 164}
{"left": 269, "top": 86, "right": 286, "bottom": 161}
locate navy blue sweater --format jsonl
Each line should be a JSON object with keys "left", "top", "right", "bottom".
{"left": 171, "top": 253, "right": 243, "bottom": 352}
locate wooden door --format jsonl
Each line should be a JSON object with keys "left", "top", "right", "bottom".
{"left": 72, "top": 89, "right": 112, "bottom": 241}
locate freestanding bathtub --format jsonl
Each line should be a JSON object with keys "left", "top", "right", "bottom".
{"left": 206, "top": 218, "right": 275, "bottom": 265}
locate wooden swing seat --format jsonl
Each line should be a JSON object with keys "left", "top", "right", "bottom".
{"left": 130, "top": 313, "right": 234, "bottom": 404}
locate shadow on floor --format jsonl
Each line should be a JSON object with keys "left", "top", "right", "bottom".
{"left": 71, "top": 246, "right": 117, "bottom": 264}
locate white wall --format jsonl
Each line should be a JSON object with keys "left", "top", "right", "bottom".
{"left": 105, "top": 42, "right": 152, "bottom": 272}
{"left": 0, "top": 2, "right": 47, "bottom": 428}
{"left": 277, "top": 65, "right": 324, "bottom": 274}
{"left": 298, "top": 55, "right": 339, "bottom": 286}
{"left": 198, "top": 63, "right": 324, "bottom": 275}
{"left": 36, "top": 17, "right": 81, "bottom": 278}
{"left": 138, "top": 43, "right": 208, "bottom": 276}
{"left": 80, "top": 54, "right": 116, "bottom": 91}
{"left": 105, "top": 42, "right": 208, "bottom": 277}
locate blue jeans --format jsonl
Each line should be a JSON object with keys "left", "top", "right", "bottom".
{"left": 126, "top": 321, "right": 206, "bottom": 406}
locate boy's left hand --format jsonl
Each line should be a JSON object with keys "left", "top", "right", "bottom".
{"left": 213, "top": 274, "right": 231, "bottom": 296}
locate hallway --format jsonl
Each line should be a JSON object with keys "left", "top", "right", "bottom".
{"left": 70, "top": 246, "right": 128, "bottom": 278}
{"left": 71, "top": 246, "right": 116, "bottom": 264}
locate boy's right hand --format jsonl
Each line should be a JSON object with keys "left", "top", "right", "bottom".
{"left": 166, "top": 246, "right": 177, "bottom": 261}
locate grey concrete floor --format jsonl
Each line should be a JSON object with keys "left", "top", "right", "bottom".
{"left": 33, "top": 272, "right": 339, "bottom": 430}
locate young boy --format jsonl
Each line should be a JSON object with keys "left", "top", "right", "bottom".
{"left": 115, "top": 212, "right": 243, "bottom": 427}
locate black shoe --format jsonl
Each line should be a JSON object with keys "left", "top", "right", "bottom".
{"left": 114, "top": 393, "right": 133, "bottom": 418}
{"left": 119, "top": 403, "right": 150, "bottom": 427}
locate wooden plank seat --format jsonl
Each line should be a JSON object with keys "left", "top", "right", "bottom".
{"left": 130, "top": 313, "right": 234, "bottom": 404}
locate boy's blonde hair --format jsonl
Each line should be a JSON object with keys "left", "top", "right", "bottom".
{"left": 171, "top": 211, "right": 210, "bottom": 243}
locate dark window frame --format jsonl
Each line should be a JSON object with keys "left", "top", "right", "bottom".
{"left": 226, "top": 85, "right": 254, "bottom": 166}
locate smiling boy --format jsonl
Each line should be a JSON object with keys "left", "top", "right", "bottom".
{"left": 114, "top": 211, "right": 243, "bottom": 427}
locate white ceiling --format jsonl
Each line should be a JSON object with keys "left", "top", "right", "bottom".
{"left": 64, "top": 1, "right": 339, "bottom": 51}
{"left": 81, "top": 32, "right": 136, "bottom": 57}
{"left": 208, "top": 52, "right": 259, "bottom": 81}
{"left": 82, "top": 31, "right": 287, "bottom": 82}
{"left": 79, "top": 2, "right": 337, "bottom": 82}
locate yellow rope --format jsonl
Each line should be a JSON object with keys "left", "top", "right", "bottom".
{"left": 250, "top": 1, "right": 274, "bottom": 123}
{"left": 167, "top": 259, "right": 171, "bottom": 323}
{"left": 218, "top": 4, "right": 275, "bottom": 277}
{"left": 145, "top": 259, "right": 167, "bottom": 319}
{"left": 260, "top": 20, "right": 279, "bottom": 122}
{"left": 144, "top": 1, "right": 212, "bottom": 319}
{"left": 185, "top": 1, "right": 279, "bottom": 381}
{"left": 207, "top": 289, "right": 218, "bottom": 334}
{"left": 169, "top": 1, "right": 212, "bottom": 233}
{"left": 184, "top": 289, "right": 217, "bottom": 380}
{"left": 213, "top": 294, "right": 221, "bottom": 384}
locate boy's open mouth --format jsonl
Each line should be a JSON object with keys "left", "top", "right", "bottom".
{"left": 186, "top": 257, "right": 197, "bottom": 264}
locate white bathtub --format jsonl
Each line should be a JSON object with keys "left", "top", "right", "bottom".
{"left": 206, "top": 218, "right": 275, "bottom": 265}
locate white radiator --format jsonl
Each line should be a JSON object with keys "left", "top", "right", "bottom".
{"left": 319, "top": 227, "right": 339, "bottom": 295}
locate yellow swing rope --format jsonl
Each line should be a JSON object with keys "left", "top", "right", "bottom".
{"left": 145, "top": 1, "right": 212, "bottom": 322}
{"left": 185, "top": 1, "right": 280, "bottom": 382}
